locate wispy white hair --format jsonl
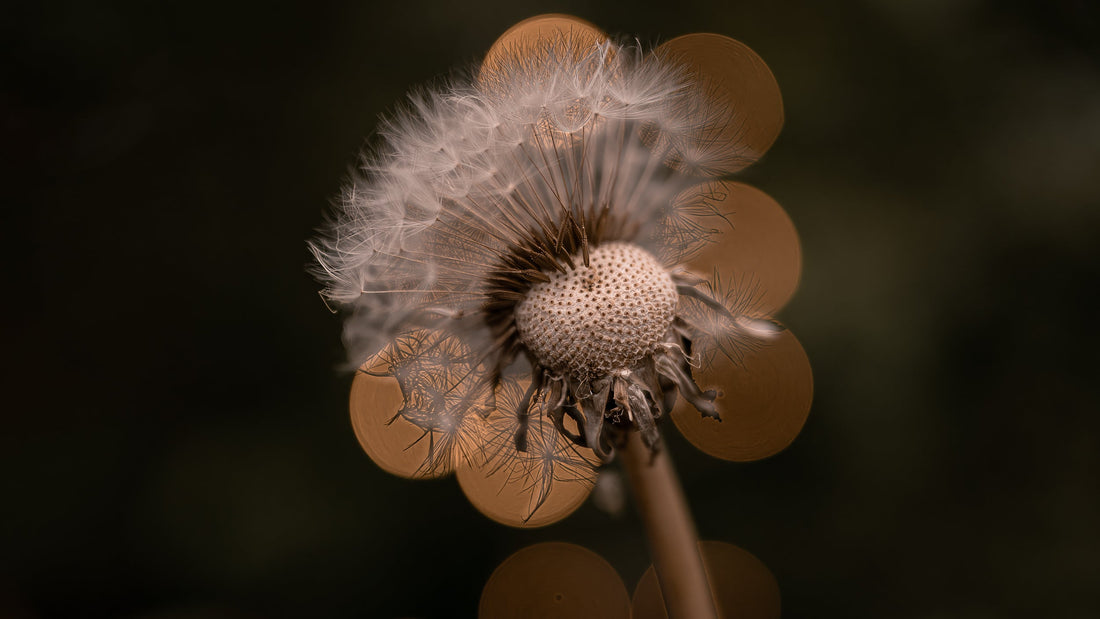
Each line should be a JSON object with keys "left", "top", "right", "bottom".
{"left": 310, "top": 37, "right": 741, "bottom": 366}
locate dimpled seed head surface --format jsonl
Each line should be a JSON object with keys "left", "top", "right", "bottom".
{"left": 515, "top": 243, "right": 679, "bottom": 378}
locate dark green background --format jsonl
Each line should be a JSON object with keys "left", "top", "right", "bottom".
{"left": 5, "top": 0, "right": 1098, "bottom": 617}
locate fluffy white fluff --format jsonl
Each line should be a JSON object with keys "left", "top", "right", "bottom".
{"left": 310, "top": 38, "right": 733, "bottom": 364}
{"left": 310, "top": 35, "right": 772, "bottom": 516}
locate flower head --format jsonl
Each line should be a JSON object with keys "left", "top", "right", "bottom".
{"left": 312, "top": 15, "right": 812, "bottom": 526}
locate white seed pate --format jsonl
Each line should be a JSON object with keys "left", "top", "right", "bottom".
{"left": 514, "top": 242, "right": 679, "bottom": 378}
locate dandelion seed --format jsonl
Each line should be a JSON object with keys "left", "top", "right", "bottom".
{"left": 314, "top": 15, "right": 812, "bottom": 526}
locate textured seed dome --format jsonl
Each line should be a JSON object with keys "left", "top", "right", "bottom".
{"left": 514, "top": 242, "right": 679, "bottom": 378}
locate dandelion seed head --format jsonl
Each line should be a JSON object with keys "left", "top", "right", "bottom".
{"left": 515, "top": 243, "right": 678, "bottom": 379}
{"left": 318, "top": 16, "right": 809, "bottom": 524}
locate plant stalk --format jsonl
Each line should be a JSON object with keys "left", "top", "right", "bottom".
{"left": 621, "top": 431, "right": 718, "bottom": 619}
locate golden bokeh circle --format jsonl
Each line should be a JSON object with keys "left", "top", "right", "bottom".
{"left": 671, "top": 329, "right": 813, "bottom": 462}
{"left": 480, "top": 542, "right": 630, "bottom": 619}
{"left": 631, "top": 541, "right": 781, "bottom": 619}
{"left": 349, "top": 361, "right": 448, "bottom": 479}
{"left": 456, "top": 455, "right": 593, "bottom": 528}
{"left": 656, "top": 34, "right": 784, "bottom": 175}
{"left": 479, "top": 14, "right": 606, "bottom": 84}
{"left": 678, "top": 180, "right": 802, "bottom": 315}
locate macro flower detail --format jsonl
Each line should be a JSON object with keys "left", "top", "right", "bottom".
{"left": 312, "top": 14, "right": 813, "bottom": 526}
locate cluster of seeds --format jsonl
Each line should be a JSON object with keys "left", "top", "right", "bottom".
{"left": 514, "top": 242, "right": 679, "bottom": 379}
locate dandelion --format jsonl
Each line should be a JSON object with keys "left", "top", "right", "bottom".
{"left": 312, "top": 15, "right": 812, "bottom": 529}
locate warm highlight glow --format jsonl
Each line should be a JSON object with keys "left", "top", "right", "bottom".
{"left": 479, "top": 542, "right": 630, "bottom": 619}
{"left": 656, "top": 34, "right": 784, "bottom": 175}
{"left": 631, "top": 541, "right": 781, "bottom": 619}
{"left": 671, "top": 329, "right": 813, "bottom": 462}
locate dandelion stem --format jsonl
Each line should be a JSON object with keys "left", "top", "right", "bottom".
{"left": 621, "top": 431, "right": 718, "bottom": 619}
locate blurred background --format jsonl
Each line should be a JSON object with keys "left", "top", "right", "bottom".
{"left": 4, "top": 0, "right": 1098, "bottom": 617}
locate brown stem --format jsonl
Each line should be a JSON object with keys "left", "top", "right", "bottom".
{"left": 621, "top": 431, "right": 718, "bottom": 619}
